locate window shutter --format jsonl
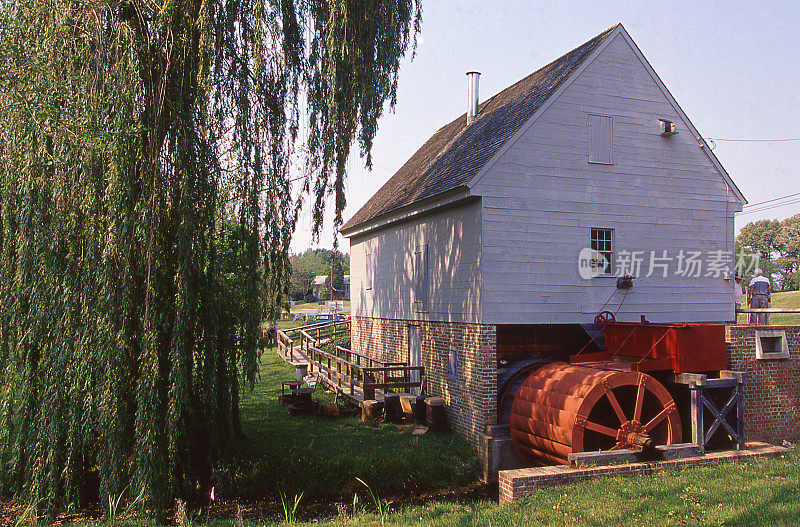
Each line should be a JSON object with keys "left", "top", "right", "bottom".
{"left": 365, "top": 251, "right": 372, "bottom": 290}
{"left": 588, "top": 114, "right": 613, "bottom": 164}
{"left": 414, "top": 244, "right": 428, "bottom": 312}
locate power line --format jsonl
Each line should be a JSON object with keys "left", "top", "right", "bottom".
{"left": 743, "top": 191, "right": 800, "bottom": 209}
{"left": 740, "top": 198, "right": 800, "bottom": 215}
{"left": 708, "top": 137, "right": 800, "bottom": 143}
{"left": 738, "top": 197, "right": 800, "bottom": 216}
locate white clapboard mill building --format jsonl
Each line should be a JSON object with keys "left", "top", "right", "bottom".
{"left": 339, "top": 24, "right": 746, "bottom": 455}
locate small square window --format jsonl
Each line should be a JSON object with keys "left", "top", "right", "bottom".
{"left": 590, "top": 228, "right": 614, "bottom": 275}
{"left": 755, "top": 329, "right": 789, "bottom": 360}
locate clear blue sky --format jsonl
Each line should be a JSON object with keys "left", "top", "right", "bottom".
{"left": 292, "top": 1, "right": 800, "bottom": 252}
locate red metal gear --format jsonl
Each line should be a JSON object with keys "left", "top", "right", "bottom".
{"left": 594, "top": 310, "right": 616, "bottom": 330}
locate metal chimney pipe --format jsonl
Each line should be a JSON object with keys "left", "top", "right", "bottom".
{"left": 466, "top": 71, "right": 481, "bottom": 125}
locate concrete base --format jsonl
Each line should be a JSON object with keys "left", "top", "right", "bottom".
{"left": 568, "top": 443, "right": 702, "bottom": 467}
{"left": 480, "top": 424, "right": 524, "bottom": 483}
{"left": 499, "top": 442, "right": 790, "bottom": 504}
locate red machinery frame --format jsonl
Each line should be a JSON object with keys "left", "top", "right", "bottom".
{"left": 571, "top": 317, "right": 726, "bottom": 374}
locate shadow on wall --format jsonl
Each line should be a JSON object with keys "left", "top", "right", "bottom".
{"left": 350, "top": 200, "right": 495, "bottom": 444}
{"left": 353, "top": 199, "right": 481, "bottom": 326}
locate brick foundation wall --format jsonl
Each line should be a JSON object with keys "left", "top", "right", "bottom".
{"left": 726, "top": 325, "right": 800, "bottom": 443}
{"left": 351, "top": 316, "right": 497, "bottom": 447}
{"left": 499, "top": 443, "right": 788, "bottom": 504}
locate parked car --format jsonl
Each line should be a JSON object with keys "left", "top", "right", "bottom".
{"left": 314, "top": 313, "right": 346, "bottom": 324}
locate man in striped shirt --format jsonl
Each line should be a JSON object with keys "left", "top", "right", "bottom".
{"left": 747, "top": 269, "right": 771, "bottom": 325}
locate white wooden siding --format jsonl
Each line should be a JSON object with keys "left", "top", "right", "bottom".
{"left": 473, "top": 33, "right": 741, "bottom": 324}
{"left": 588, "top": 114, "right": 613, "bottom": 164}
{"left": 349, "top": 199, "right": 482, "bottom": 323}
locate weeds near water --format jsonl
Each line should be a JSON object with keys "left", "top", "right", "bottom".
{"left": 235, "top": 504, "right": 244, "bottom": 527}
{"left": 279, "top": 490, "right": 303, "bottom": 524}
{"left": 106, "top": 484, "right": 145, "bottom": 526}
{"left": 14, "top": 502, "right": 39, "bottom": 527}
{"left": 175, "top": 499, "right": 200, "bottom": 527}
{"left": 336, "top": 502, "right": 348, "bottom": 526}
{"left": 355, "top": 477, "right": 393, "bottom": 526}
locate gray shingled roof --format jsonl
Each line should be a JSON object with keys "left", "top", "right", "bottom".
{"left": 341, "top": 25, "right": 618, "bottom": 233}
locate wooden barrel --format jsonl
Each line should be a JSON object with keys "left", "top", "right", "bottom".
{"left": 425, "top": 396, "right": 447, "bottom": 431}
{"left": 414, "top": 395, "right": 428, "bottom": 423}
{"left": 384, "top": 393, "right": 403, "bottom": 423}
{"left": 322, "top": 403, "right": 340, "bottom": 418}
{"left": 361, "top": 400, "right": 384, "bottom": 421}
{"left": 399, "top": 394, "right": 416, "bottom": 420}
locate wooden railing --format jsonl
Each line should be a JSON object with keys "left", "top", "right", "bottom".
{"left": 276, "top": 319, "right": 349, "bottom": 362}
{"left": 736, "top": 308, "right": 800, "bottom": 314}
{"left": 276, "top": 330, "right": 298, "bottom": 362}
{"left": 277, "top": 318, "right": 424, "bottom": 400}
{"left": 298, "top": 320, "right": 350, "bottom": 351}
{"left": 307, "top": 343, "right": 424, "bottom": 400}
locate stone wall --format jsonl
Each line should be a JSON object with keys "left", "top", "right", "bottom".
{"left": 726, "top": 325, "right": 800, "bottom": 443}
{"left": 351, "top": 316, "right": 497, "bottom": 447}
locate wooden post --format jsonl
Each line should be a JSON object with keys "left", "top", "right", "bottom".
{"left": 676, "top": 371, "right": 747, "bottom": 453}
{"left": 675, "top": 373, "right": 707, "bottom": 454}
{"left": 349, "top": 364, "right": 354, "bottom": 396}
{"left": 736, "top": 381, "right": 745, "bottom": 450}
{"left": 690, "top": 380, "right": 704, "bottom": 454}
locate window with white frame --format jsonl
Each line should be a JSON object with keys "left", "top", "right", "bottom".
{"left": 755, "top": 329, "right": 789, "bottom": 360}
{"left": 588, "top": 114, "right": 613, "bottom": 164}
{"left": 591, "top": 228, "right": 613, "bottom": 275}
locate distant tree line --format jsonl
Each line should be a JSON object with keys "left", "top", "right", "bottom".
{"left": 736, "top": 214, "right": 800, "bottom": 290}
{"left": 289, "top": 249, "right": 350, "bottom": 303}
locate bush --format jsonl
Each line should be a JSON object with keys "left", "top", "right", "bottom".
{"left": 304, "top": 292, "right": 317, "bottom": 304}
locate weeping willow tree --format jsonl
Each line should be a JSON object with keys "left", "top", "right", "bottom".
{"left": 0, "top": 0, "right": 420, "bottom": 515}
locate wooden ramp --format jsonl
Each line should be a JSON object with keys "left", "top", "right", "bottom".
{"left": 276, "top": 321, "right": 423, "bottom": 405}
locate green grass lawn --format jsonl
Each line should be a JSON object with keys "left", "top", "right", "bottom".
{"left": 211, "top": 344, "right": 477, "bottom": 504}
{"left": 737, "top": 290, "right": 800, "bottom": 325}
{"left": 252, "top": 448, "right": 800, "bottom": 526}
{"left": 82, "top": 447, "right": 800, "bottom": 526}
{"left": 276, "top": 320, "right": 303, "bottom": 331}
{"left": 8, "top": 342, "right": 800, "bottom": 526}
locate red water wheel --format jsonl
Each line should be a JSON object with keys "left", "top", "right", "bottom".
{"left": 509, "top": 363, "right": 682, "bottom": 465}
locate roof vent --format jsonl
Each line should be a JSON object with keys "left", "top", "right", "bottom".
{"left": 659, "top": 119, "right": 678, "bottom": 136}
{"left": 466, "top": 71, "right": 481, "bottom": 125}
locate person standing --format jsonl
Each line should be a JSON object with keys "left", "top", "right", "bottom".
{"left": 747, "top": 269, "right": 771, "bottom": 325}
